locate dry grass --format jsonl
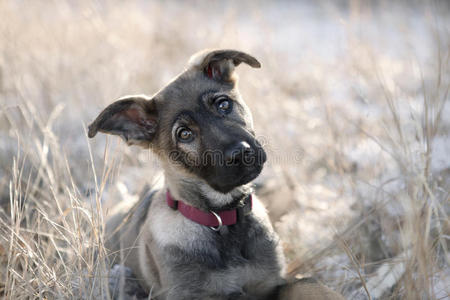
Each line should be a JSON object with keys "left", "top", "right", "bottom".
{"left": 0, "top": 0, "right": 449, "bottom": 299}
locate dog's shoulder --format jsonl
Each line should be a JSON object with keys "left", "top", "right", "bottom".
{"left": 250, "top": 196, "right": 275, "bottom": 231}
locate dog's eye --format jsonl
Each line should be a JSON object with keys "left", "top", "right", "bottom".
{"left": 216, "top": 97, "right": 232, "bottom": 114}
{"left": 176, "top": 127, "right": 194, "bottom": 142}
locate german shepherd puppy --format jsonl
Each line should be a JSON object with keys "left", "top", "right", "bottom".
{"left": 88, "top": 49, "right": 344, "bottom": 300}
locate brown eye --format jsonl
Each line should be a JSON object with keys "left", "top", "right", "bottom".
{"left": 176, "top": 127, "right": 194, "bottom": 142}
{"left": 216, "top": 98, "right": 232, "bottom": 114}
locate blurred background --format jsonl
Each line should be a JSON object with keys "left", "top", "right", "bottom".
{"left": 0, "top": 0, "right": 449, "bottom": 299}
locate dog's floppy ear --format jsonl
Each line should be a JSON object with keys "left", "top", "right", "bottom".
{"left": 189, "top": 49, "right": 261, "bottom": 83}
{"left": 88, "top": 95, "right": 158, "bottom": 148}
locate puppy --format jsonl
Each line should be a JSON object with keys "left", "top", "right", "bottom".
{"left": 89, "top": 49, "right": 344, "bottom": 300}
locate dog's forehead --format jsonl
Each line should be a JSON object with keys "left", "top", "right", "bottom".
{"left": 155, "top": 71, "right": 236, "bottom": 111}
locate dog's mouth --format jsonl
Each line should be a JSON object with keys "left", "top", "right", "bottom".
{"left": 236, "top": 166, "right": 263, "bottom": 186}
{"left": 207, "top": 150, "right": 266, "bottom": 194}
{"left": 208, "top": 169, "right": 261, "bottom": 194}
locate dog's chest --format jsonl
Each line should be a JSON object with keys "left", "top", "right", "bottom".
{"left": 210, "top": 221, "right": 282, "bottom": 290}
{"left": 146, "top": 197, "right": 284, "bottom": 297}
{"left": 150, "top": 201, "right": 279, "bottom": 267}
{"left": 213, "top": 218, "right": 272, "bottom": 265}
{"left": 163, "top": 216, "right": 281, "bottom": 295}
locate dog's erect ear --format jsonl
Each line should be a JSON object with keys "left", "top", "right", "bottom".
{"left": 188, "top": 49, "right": 261, "bottom": 82}
{"left": 88, "top": 95, "right": 158, "bottom": 148}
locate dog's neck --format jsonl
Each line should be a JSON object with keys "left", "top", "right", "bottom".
{"left": 163, "top": 171, "right": 252, "bottom": 212}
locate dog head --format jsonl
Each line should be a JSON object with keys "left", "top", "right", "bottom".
{"left": 88, "top": 49, "right": 266, "bottom": 194}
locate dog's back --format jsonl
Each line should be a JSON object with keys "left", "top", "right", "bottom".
{"left": 105, "top": 184, "right": 159, "bottom": 278}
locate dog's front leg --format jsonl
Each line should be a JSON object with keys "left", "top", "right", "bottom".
{"left": 160, "top": 267, "right": 235, "bottom": 300}
{"left": 155, "top": 245, "right": 245, "bottom": 300}
{"left": 162, "top": 276, "right": 231, "bottom": 300}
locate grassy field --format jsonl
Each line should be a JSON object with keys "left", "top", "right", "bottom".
{"left": 0, "top": 0, "right": 448, "bottom": 299}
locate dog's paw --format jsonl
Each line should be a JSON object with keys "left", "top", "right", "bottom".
{"left": 108, "top": 264, "right": 148, "bottom": 300}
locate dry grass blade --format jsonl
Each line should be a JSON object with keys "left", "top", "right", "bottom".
{"left": 0, "top": 0, "right": 448, "bottom": 299}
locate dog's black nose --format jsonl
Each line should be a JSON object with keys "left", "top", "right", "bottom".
{"left": 225, "top": 141, "right": 253, "bottom": 165}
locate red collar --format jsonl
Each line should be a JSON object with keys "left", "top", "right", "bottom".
{"left": 166, "top": 190, "right": 252, "bottom": 230}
